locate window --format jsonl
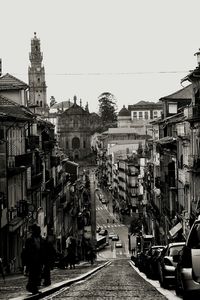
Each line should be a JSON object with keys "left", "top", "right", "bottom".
{"left": 133, "top": 112, "right": 137, "bottom": 118}
{"left": 83, "top": 141, "right": 86, "bottom": 148}
{"left": 144, "top": 111, "right": 148, "bottom": 119}
{"left": 40, "top": 101, "right": 42, "bottom": 107}
{"left": 169, "top": 103, "right": 177, "bottom": 114}
{"left": 139, "top": 112, "right": 143, "bottom": 119}
{"left": 38, "top": 78, "right": 40, "bottom": 83}
{"left": 66, "top": 141, "right": 69, "bottom": 149}
{"left": 72, "top": 137, "right": 80, "bottom": 149}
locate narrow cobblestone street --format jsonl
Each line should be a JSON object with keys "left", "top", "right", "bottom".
{"left": 43, "top": 259, "right": 167, "bottom": 300}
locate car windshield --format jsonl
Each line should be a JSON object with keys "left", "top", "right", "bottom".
{"left": 169, "top": 245, "right": 184, "bottom": 256}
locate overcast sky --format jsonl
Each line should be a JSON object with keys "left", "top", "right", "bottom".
{"left": 1, "top": 0, "right": 200, "bottom": 112}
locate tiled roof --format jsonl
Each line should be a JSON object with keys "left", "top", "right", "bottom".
{"left": 160, "top": 84, "right": 192, "bottom": 101}
{"left": 0, "top": 95, "right": 34, "bottom": 121}
{"left": 135, "top": 101, "right": 156, "bottom": 105}
{"left": 0, "top": 73, "right": 28, "bottom": 90}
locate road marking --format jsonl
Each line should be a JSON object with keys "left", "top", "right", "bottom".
{"left": 113, "top": 247, "right": 116, "bottom": 259}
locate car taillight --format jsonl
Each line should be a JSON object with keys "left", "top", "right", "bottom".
{"left": 164, "top": 257, "right": 173, "bottom": 266}
{"left": 181, "top": 246, "right": 192, "bottom": 268}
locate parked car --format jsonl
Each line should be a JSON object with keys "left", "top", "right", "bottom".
{"left": 175, "top": 218, "right": 200, "bottom": 299}
{"left": 99, "top": 229, "right": 108, "bottom": 236}
{"left": 157, "top": 242, "right": 185, "bottom": 288}
{"left": 108, "top": 232, "right": 116, "bottom": 239}
{"left": 115, "top": 240, "right": 123, "bottom": 248}
{"left": 112, "top": 234, "right": 119, "bottom": 241}
{"left": 145, "top": 245, "right": 166, "bottom": 279}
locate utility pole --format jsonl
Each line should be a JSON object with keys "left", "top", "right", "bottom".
{"left": 90, "top": 170, "right": 96, "bottom": 249}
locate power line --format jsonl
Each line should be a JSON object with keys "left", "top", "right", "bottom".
{"left": 9, "top": 70, "right": 190, "bottom": 77}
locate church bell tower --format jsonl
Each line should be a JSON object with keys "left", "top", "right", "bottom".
{"left": 28, "top": 32, "right": 48, "bottom": 116}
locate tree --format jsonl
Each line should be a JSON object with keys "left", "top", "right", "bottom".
{"left": 98, "top": 92, "right": 117, "bottom": 125}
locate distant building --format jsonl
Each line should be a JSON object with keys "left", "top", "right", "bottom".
{"left": 128, "top": 100, "right": 163, "bottom": 121}
{"left": 57, "top": 96, "right": 100, "bottom": 160}
{"left": 118, "top": 101, "right": 162, "bottom": 137}
{"left": 28, "top": 32, "right": 49, "bottom": 117}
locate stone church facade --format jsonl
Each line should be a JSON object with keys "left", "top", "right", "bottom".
{"left": 57, "top": 96, "right": 98, "bottom": 160}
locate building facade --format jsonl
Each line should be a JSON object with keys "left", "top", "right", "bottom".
{"left": 57, "top": 96, "right": 93, "bottom": 161}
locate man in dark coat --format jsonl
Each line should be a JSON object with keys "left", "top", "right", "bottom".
{"left": 42, "top": 236, "right": 56, "bottom": 286}
{"left": 24, "top": 224, "right": 45, "bottom": 294}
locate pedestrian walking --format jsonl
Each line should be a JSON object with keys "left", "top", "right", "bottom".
{"left": 24, "top": 224, "right": 45, "bottom": 294}
{"left": 42, "top": 236, "right": 56, "bottom": 286}
{"left": 67, "top": 237, "right": 76, "bottom": 269}
{"left": 0, "top": 257, "right": 5, "bottom": 283}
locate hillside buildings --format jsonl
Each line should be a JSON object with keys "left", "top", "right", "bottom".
{"left": 96, "top": 51, "right": 200, "bottom": 246}
{"left": 0, "top": 33, "right": 95, "bottom": 273}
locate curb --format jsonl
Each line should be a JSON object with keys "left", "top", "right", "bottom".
{"left": 129, "top": 260, "right": 180, "bottom": 300}
{"left": 11, "top": 261, "right": 110, "bottom": 300}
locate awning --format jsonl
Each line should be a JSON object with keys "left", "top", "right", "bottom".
{"left": 169, "top": 222, "right": 182, "bottom": 237}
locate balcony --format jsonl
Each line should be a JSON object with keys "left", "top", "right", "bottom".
{"left": 28, "top": 173, "right": 43, "bottom": 190}
{"left": 50, "top": 155, "right": 60, "bottom": 167}
{"left": 187, "top": 105, "right": 200, "bottom": 122}
{"left": 42, "top": 140, "right": 55, "bottom": 152}
{"left": 15, "top": 152, "right": 32, "bottom": 167}
{"left": 8, "top": 153, "right": 33, "bottom": 176}
{"left": 26, "top": 135, "right": 40, "bottom": 150}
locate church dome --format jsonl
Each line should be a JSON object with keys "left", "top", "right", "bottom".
{"left": 118, "top": 105, "right": 131, "bottom": 116}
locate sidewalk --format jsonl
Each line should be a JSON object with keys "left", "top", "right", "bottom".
{"left": 0, "top": 260, "right": 109, "bottom": 300}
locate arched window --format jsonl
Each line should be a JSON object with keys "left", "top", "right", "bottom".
{"left": 83, "top": 141, "right": 86, "bottom": 148}
{"left": 72, "top": 137, "right": 80, "bottom": 149}
{"left": 40, "top": 101, "right": 42, "bottom": 107}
